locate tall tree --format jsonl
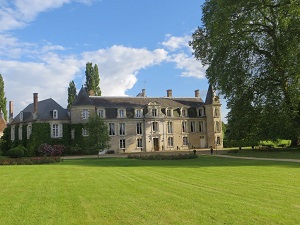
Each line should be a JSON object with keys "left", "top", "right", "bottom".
{"left": 84, "top": 62, "right": 101, "bottom": 96}
{"left": 85, "top": 115, "right": 110, "bottom": 154}
{"left": 190, "top": 0, "right": 300, "bottom": 143}
{"left": 67, "top": 80, "right": 77, "bottom": 109}
{"left": 0, "top": 74, "right": 7, "bottom": 120}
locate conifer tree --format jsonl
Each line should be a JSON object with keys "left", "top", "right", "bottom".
{"left": 0, "top": 74, "right": 7, "bottom": 120}
{"left": 84, "top": 62, "right": 101, "bottom": 96}
{"left": 67, "top": 80, "right": 77, "bottom": 109}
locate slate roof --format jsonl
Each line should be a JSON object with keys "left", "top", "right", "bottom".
{"left": 11, "top": 98, "right": 69, "bottom": 124}
{"left": 72, "top": 87, "right": 93, "bottom": 106}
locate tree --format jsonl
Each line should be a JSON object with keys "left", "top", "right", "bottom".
{"left": 85, "top": 115, "right": 110, "bottom": 154}
{"left": 190, "top": 0, "right": 300, "bottom": 144}
{"left": 67, "top": 80, "right": 77, "bottom": 109}
{"left": 84, "top": 62, "right": 101, "bottom": 96}
{"left": 0, "top": 74, "right": 7, "bottom": 120}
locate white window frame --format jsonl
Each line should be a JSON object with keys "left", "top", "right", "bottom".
{"left": 97, "top": 109, "right": 105, "bottom": 118}
{"left": 167, "top": 121, "right": 173, "bottom": 134}
{"left": 183, "top": 136, "right": 188, "bottom": 146}
{"left": 109, "top": 123, "right": 115, "bottom": 136}
{"left": 118, "top": 109, "right": 126, "bottom": 118}
{"left": 82, "top": 128, "right": 89, "bottom": 137}
{"left": 152, "top": 108, "right": 157, "bottom": 117}
{"left": 215, "top": 121, "right": 221, "bottom": 132}
{"left": 136, "top": 122, "right": 142, "bottom": 135}
{"left": 119, "top": 139, "right": 126, "bottom": 149}
{"left": 181, "top": 108, "right": 187, "bottom": 117}
{"left": 168, "top": 137, "right": 174, "bottom": 147}
{"left": 18, "top": 126, "right": 22, "bottom": 140}
{"left": 199, "top": 121, "right": 205, "bottom": 132}
{"left": 135, "top": 109, "right": 143, "bottom": 118}
{"left": 152, "top": 122, "right": 158, "bottom": 132}
{"left": 27, "top": 125, "right": 32, "bottom": 139}
{"left": 190, "top": 121, "right": 196, "bottom": 132}
{"left": 182, "top": 121, "right": 187, "bottom": 133}
{"left": 52, "top": 124, "right": 62, "bottom": 138}
{"left": 82, "top": 109, "right": 89, "bottom": 119}
{"left": 53, "top": 109, "right": 58, "bottom": 119}
{"left": 119, "top": 123, "right": 125, "bottom": 136}
{"left": 166, "top": 108, "right": 172, "bottom": 117}
{"left": 137, "top": 138, "right": 143, "bottom": 148}
{"left": 11, "top": 126, "right": 15, "bottom": 141}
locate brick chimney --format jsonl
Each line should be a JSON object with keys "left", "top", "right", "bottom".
{"left": 167, "top": 89, "right": 172, "bottom": 98}
{"left": 9, "top": 101, "right": 13, "bottom": 123}
{"left": 89, "top": 90, "right": 95, "bottom": 96}
{"left": 141, "top": 89, "right": 146, "bottom": 97}
{"left": 33, "top": 93, "right": 38, "bottom": 119}
{"left": 195, "top": 89, "right": 200, "bottom": 98}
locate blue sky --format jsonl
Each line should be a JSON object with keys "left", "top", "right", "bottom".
{"left": 0, "top": 0, "right": 228, "bottom": 121}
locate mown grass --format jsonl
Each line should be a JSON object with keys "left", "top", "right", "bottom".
{"left": 224, "top": 147, "right": 300, "bottom": 159}
{"left": 0, "top": 156, "right": 299, "bottom": 225}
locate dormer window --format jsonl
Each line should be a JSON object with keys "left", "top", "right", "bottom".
{"left": 97, "top": 109, "right": 105, "bottom": 118}
{"left": 82, "top": 109, "right": 89, "bottom": 119}
{"left": 166, "top": 108, "right": 172, "bottom": 117}
{"left": 181, "top": 108, "right": 187, "bottom": 117}
{"left": 53, "top": 109, "right": 58, "bottom": 119}
{"left": 118, "top": 109, "right": 126, "bottom": 118}
{"left": 152, "top": 109, "right": 157, "bottom": 117}
{"left": 135, "top": 109, "right": 143, "bottom": 118}
{"left": 20, "top": 112, "right": 23, "bottom": 122}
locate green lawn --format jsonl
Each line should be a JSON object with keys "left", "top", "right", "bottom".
{"left": 0, "top": 156, "right": 299, "bottom": 225}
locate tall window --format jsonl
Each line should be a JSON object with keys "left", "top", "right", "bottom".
{"left": 135, "top": 109, "right": 143, "bottom": 118}
{"left": 199, "top": 121, "right": 205, "bottom": 132}
{"left": 198, "top": 108, "right": 203, "bottom": 117}
{"left": 82, "top": 109, "right": 89, "bottom": 119}
{"left": 82, "top": 128, "right": 89, "bottom": 136}
{"left": 190, "top": 121, "right": 196, "bottom": 132}
{"left": 137, "top": 138, "right": 143, "bottom": 148}
{"left": 216, "top": 136, "right": 221, "bottom": 145}
{"left": 136, "top": 122, "right": 142, "bottom": 134}
{"left": 214, "top": 108, "right": 219, "bottom": 117}
{"left": 168, "top": 137, "right": 174, "bottom": 147}
{"left": 52, "top": 124, "right": 62, "bottom": 138}
{"left": 118, "top": 109, "right": 126, "bottom": 118}
{"left": 109, "top": 123, "right": 115, "bottom": 136}
{"left": 53, "top": 109, "right": 58, "bottom": 119}
{"left": 183, "top": 136, "right": 188, "bottom": 146}
{"left": 182, "top": 121, "right": 187, "bottom": 132}
{"left": 119, "top": 123, "right": 125, "bottom": 135}
{"left": 152, "top": 122, "right": 158, "bottom": 132}
{"left": 181, "top": 108, "right": 187, "bottom": 117}
{"left": 27, "top": 125, "right": 32, "bottom": 139}
{"left": 98, "top": 109, "right": 105, "bottom": 118}
{"left": 215, "top": 121, "right": 221, "bottom": 132}
{"left": 167, "top": 122, "right": 173, "bottom": 134}
{"left": 119, "top": 139, "right": 126, "bottom": 149}
{"left": 166, "top": 108, "right": 172, "bottom": 117}
{"left": 152, "top": 108, "right": 157, "bottom": 117}
{"left": 11, "top": 126, "right": 15, "bottom": 141}
{"left": 18, "top": 126, "right": 22, "bottom": 140}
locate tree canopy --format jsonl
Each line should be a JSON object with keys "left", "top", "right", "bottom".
{"left": 190, "top": 0, "right": 300, "bottom": 143}
{"left": 0, "top": 74, "right": 7, "bottom": 120}
{"left": 67, "top": 80, "right": 77, "bottom": 109}
{"left": 85, "top": 62, "right": 101, "bottom": 96}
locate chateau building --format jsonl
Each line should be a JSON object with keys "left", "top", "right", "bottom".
{"left": 9, "top": 85, "right": 223, "bottom": 153}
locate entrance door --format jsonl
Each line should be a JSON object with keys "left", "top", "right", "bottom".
{"left": 200, "top": 136, "right": 206, "bottom": 148}
{"left": 153, "top": 138, "right": 159, "bottom": 151}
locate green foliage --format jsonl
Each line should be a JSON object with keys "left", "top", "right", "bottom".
{"left": 85, "top": 115, "right": 110, "bottom": 154}
{"left": 0, "top": 127, "right": 11, "bottom": 155}
{"left": 8, "top": 146, "right": 25, "bottom": 158}
{"left": 190, "top": 0, "right": 300, "bottom": 143}
{"left": 0, "top": 157, "right": 61, "bottom": 165}
{"left": 85, "top": 62, "right": 101, "bottom": 96}
{"left": 67, "top": 80, "right": 77, "bottom": 109}
{"left": 0, "top": 74, "right": 7, "bottom": 120}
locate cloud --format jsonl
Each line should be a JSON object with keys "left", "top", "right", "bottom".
{"left": 161, "top": 34, "right": 191, "bottom": 51}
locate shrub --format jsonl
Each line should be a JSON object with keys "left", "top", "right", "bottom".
{"left": 38, "top": 144, "right": 64, "bottom": 156}
{"left": 128, "top": 154, "right": 198, "bottom": 160}
{"left": 0, "top": 157, "right": 61, "bottom": 165}
{"left": 8, "top": 146, "right": 25, "bottom": 158}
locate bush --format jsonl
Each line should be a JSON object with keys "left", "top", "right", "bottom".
{"left": 0, "top": 157, "right": 61, "bottom": 165}
{"left": 128, "top": 154, "right": 198, "bottom": 160}
{"left": 8, "top": 146, "right": 25, "bottom": 158}
{"left": 38, "top": 144, "right": 64, "bottom": 156}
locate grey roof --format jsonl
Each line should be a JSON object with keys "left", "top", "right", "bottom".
{"left": 205, "top": 84, "right": 214, "bottom": 104}
{"left": 11, "top": 98, "right": 69, "bottom": 124}
{"left": 72, "top": 87, "right": 93, "bottom": 106}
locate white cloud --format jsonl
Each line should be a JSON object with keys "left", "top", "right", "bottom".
{"left": 161, "top": 34, "right": 191, "bottom": 51}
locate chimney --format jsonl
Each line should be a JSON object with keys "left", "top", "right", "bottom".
{"left": 33, "top": 93, "right": 38, "bottom": 113}
{"left": 89, "top": 90, "right": 95, "bottom": 96}
{"left": 167, "top": 89, "right": 172, "bottom": 98}
{"left": 9, "top": 101, "right": 13, "bottom": 123}
{"left": 142, "top": 89, "right": 146, "bottom": 97}
{"left": 195, "top": 89, "right": 200, "bottom": 98}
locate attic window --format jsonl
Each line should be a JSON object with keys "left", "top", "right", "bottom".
{"left": 53, "top": 109, "right": 58, "bottom": 119}
{"left": 20, "top": 112, "right": 23, "bottom": 122}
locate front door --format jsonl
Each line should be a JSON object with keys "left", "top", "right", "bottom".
{"left": 153, "top": 138, "right": 159, "bottom": 151}
{"left": 200, "top": 136, "right": 206, "bottom": 148}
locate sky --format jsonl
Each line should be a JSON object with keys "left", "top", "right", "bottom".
{"left": 0, "top": 0, "right": 228, "bottom": 121}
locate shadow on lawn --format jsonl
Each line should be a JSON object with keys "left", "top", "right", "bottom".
{"left": 60, "top": 156, "right": 300, "bottom": 168}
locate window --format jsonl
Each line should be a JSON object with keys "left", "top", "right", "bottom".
{"left": 82, "top": 128, "right": 89, "bottom": 136}
{"left": 167, "top": 122, "right": 173, "bottom": 134}
{"left": 181, "top": 108, "right": 187, "bottom": 117}
{"left": 215, "top": 121, "right": 221, "bottom": 132}
{"left": 98, "top": 109, "right": 105, "bottom": 118}
{"left": 214, "top": 108, "right": 219, "bottom": 117}
{"left": 119, "top": 123, "right": 125, "bottom": 136}
{"left": 20, "top": 112, "right": 23, "bottom": 122}
{"left": 152, "top": 108, "right": 157, "bottom": 117}
{"left": 82, "top": 109, "right": 89, "bottom": 119}
{"left": 182, "top": 121, "right": 187, "bottom": 132}
{"left": 137, "top": 138, "right": 143, "bottom": 148}
{"left": 109, "top": 123, "right": 115, "bottom": 136}
{"left": 27, "top": 125, "right": 32, "bottom": 139}
{"left": 191, "top": 121, "right": 196, "bottom": 132}
{"left": 198, "top": 108, "right": 203, "bottom": 117}
{"left": 71, "top": 129, "right": 75, "bottom": 139}
{"left": 183, "top": 137, "right": 188, "bottom": 146}
{"left": 135, "top": 109, "right": 143, "bottom": 118}
{"left": 118, "top": 109, "right": 126, "bottom": 118}
{"left": 53, "top": 109, "right": 58, "bottom": 119}
{"left": 216, "top": 136, "right": 221, "bottom": 145}
{"left": 152, "top": 122, "right": 158, "bottom": 132}
{"left": 18, "top": 126, "right": 22, "bottom": 140}
{"left": 168, "top": 137, "right": 174, "bottom": 147}
{"left": 119, "top": 139, "right": 126, "bottom": 149}
{"left": 52, "top": 124, "right": 62, "bottom": 138}
{"left": 199, "top": 121, "right": 205, "bottom": 132}
{"left": 166, "top": 108, "right": 172, "bottom": 117}
{"left": 11, "top": 126, "right": 15, "bottom": 141}
{"left": 136, "top": 122, "right": 142, "bottom": 134}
